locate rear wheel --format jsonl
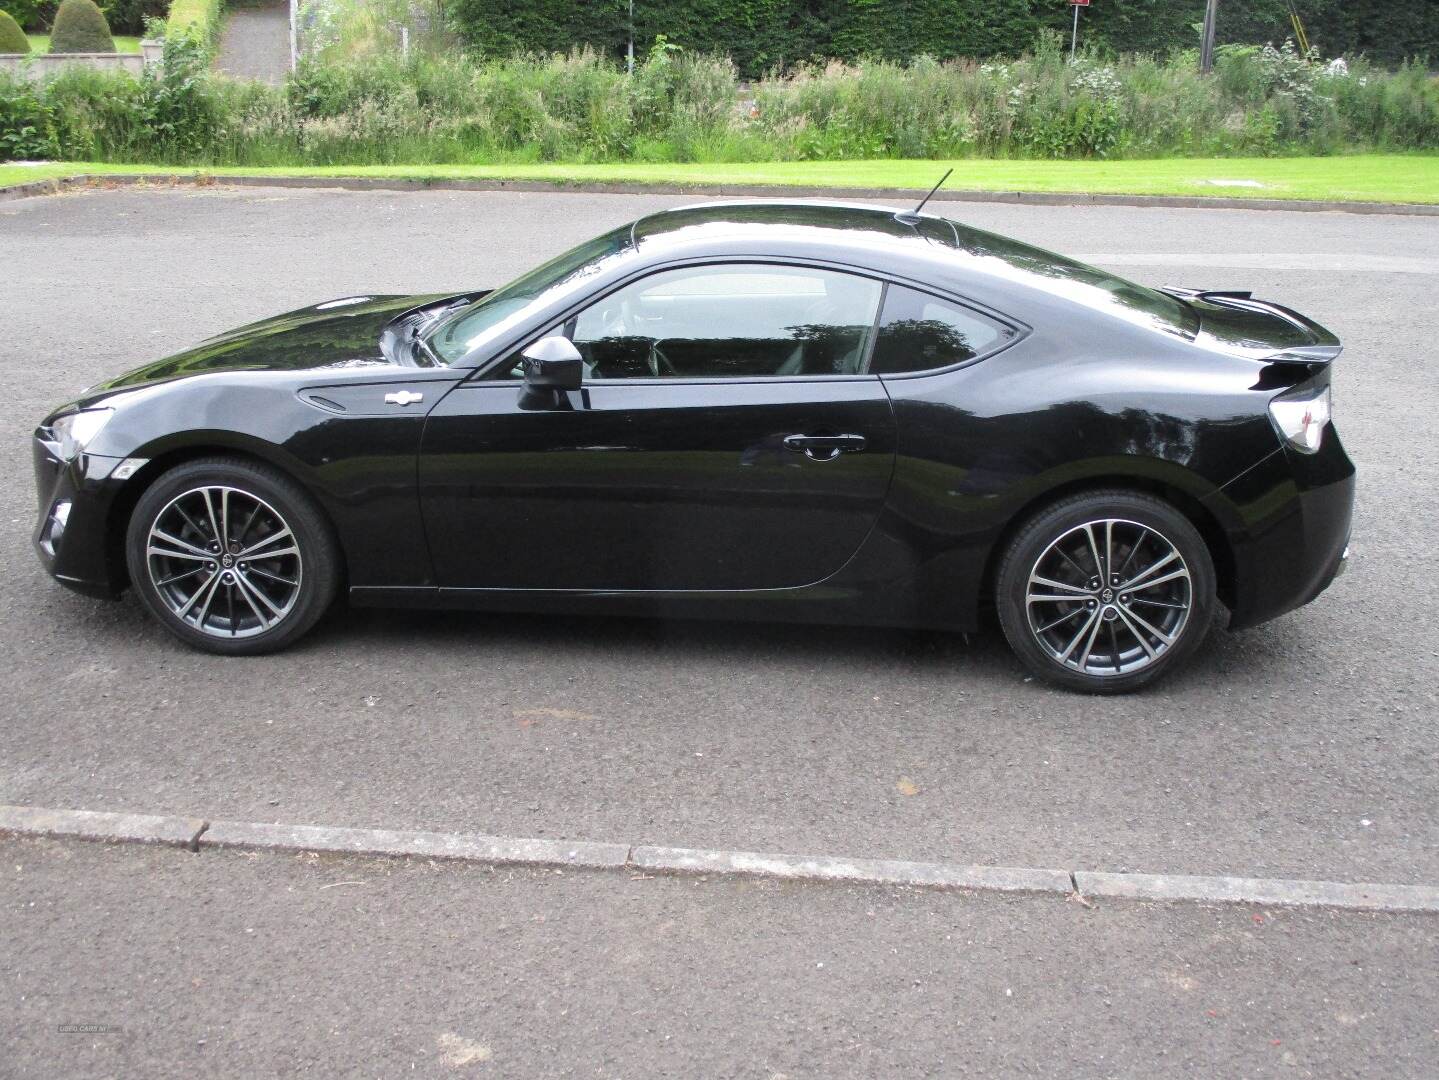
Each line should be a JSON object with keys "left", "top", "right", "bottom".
{"left": 125, "top": 457, "right": 339, "bottom": 655}
{"left": 995, "top": 491, "right": 1215, "bottom": 693}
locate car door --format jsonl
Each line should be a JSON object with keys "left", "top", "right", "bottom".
{"left": 418, "top": 261, "right": 898, "bottom": 592}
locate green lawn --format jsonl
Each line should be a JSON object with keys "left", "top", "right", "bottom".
{"left": 2, "top": 155, "right": 1438, "bottom": 204}
{"left": 24, "top": 34, "right": 143, "bottom": 53}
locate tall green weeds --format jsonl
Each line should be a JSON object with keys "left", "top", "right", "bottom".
{"left": 3, "top": 38, "right": 1437, "bottom": 165}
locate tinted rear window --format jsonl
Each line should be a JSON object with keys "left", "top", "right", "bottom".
{"left": 869, "top": 286, "right": 1014, "bottom": 374}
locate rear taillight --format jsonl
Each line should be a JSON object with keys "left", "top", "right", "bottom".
{"left": 1268, "top": 384, "right": 1331, "bottom": 454}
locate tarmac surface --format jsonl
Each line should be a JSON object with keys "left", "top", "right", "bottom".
{"left": 3, "top": 834, "right": 1436, "bottom": 1078}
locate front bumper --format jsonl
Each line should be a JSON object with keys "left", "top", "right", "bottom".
{"left": 32, "top": 432, "right": 140, "bottom": 599}
{"left": 1209, "top": 426, "right": 1355, "bottom": 631}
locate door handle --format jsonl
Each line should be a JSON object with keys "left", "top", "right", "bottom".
{"left": 783, "top": 433, "right": 867, "bottom": 461}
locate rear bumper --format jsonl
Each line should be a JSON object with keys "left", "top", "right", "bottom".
{"left": 32, "top": 433, "right": 134, "bottom": 599}
{"left": 1210, "top": 426, "right": 1355, "bottom": 631}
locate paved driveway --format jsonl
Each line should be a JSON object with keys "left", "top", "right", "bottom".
{"left": 2, "top": 184, "right": 1434, "bottom": 885}
{"left": 213, "top": 2, "right": 291, "bottom": 85}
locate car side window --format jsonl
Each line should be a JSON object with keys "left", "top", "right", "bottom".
{"left": 867, "top": 285, "right": 1014, "bottom": 375}
{"left": 503, "top": 264, "right": 884, "bottom": 380}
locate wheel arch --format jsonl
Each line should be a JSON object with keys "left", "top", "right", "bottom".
{"left": 105, "top": 439, "right": 346, "bottom": 593}
{"left": 979, "top": 473, "right": 1237, "bottom": 616}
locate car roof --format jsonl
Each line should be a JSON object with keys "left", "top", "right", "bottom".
{"left": 625, "top": 200, "right": 1077, "bottom": 300}
{"left": 627, "top": 200, "right": 1199, "bottom": 343}
{"left": 631, "top": 200, "right": 959, "bottom": 252}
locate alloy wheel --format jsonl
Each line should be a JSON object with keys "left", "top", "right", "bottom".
{"left": 145, "top": 485, "right": 302, "bottom": 639}
{"left": 1024, "top": 518, "right": 1192, "bottom": 677}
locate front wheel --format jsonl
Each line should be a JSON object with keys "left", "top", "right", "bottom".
{"left": 125, "top": 457, "right": 340, "bottom": 655}
{"left": 995, "top": 491, "right": 1216, "bottom": 693}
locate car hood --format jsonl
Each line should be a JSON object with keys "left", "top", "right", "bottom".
{"left": 86, "top": 293, "right": 469, "bottom": 395}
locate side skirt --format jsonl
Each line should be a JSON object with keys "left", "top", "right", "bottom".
{"left": 347, "top": 584, "right": 972, "bottom": 632}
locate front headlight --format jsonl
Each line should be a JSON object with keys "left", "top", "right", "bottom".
{"left": 1268, "top": 384, "right": 1331, "bottom": 454}
{"left": 49, "top": 409, "right": 114, "bottom": 461}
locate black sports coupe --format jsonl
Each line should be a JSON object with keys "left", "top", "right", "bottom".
{"left": 32, "top": 201, "right": 1353, "bottom": 691}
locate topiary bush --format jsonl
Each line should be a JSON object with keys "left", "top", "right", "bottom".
{"left": 48, "top": 0, "right": 116, "bottom": 53}
{"left": 0, "top": 10, "right": 30, "bottom": 52}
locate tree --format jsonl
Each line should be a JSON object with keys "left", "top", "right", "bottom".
{"left": 0, "top": 0, "right": 42, "bottom": 34}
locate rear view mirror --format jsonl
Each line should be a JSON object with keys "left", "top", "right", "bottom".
{"left": 521, "top": 336, "right": 584, "bottom": 391}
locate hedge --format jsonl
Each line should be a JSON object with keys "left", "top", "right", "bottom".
{"left": 446, "top": 1, "right": 1439, "bottom": 75}
{"left": 165, "top": 0, "right": 221, "bottom": 48}
{"left": 445, "top": 0, "right": 1039, "bottom": 77}
{"left": 1036, "top": 1, "right": 1439, "bottom": 68}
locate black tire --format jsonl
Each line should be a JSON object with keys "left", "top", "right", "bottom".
{"left": 125, "top": 456, "right": 340, "bottom": 656}
{"left": 995, "top": 490, "right": 1216, "bottom": 693}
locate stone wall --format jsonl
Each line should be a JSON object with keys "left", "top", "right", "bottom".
{"left": 0, "top": 51, "right": 149, "bottom": 81}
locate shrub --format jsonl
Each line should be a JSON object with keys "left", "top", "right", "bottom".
{"left": 49, "top": 0, "right": 115, "bottom": 52}
{"left": 0, "top": 9, "right": 30, "bottom": 51}
{"left": 101, "top": 0, "right": 169, "bottom": 36}
{"left": 0, "top": 72, "right": 58, "bottom": 157}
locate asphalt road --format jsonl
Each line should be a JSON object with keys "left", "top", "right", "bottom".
{"left": 4, "top": 835, "right": 1436, "bottom": 1078}
{"left": 2, "top": 185, "right": 1437, "bottom": 888}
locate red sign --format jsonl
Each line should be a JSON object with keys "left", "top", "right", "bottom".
{"left": 1070, "top": 0, "right": 1090, "bottom": 6}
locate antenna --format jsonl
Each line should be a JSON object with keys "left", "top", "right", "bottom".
{"left": 896, "top": 168, "right": 953, "bottom": 224}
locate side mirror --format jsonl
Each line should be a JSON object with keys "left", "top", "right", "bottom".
{"left": 521, "top": 336, "right": 584, "bottom": 391}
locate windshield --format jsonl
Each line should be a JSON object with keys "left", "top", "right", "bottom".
{"left": 427, "top": 225, "right": 634, "bottom": 363}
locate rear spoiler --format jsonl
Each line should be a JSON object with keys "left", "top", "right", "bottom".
{"left": 1161, "top": 286, "right": 1342, "bottom": 366}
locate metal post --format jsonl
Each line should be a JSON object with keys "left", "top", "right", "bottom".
{"left": 627, "top": 0, "right": 634, "bottom": 75}
{"left": 1070, "top": 3, "right": 1079, "bottom": 61}
{"left": 289, "top": 0, "right": 298, "bottom": 70}
{"left": 1199, "top": 0, "right": 1219, "bottom": 73}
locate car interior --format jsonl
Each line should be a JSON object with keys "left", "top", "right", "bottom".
{"left": 557, "top": 264, "right": 884, "bottom": 380}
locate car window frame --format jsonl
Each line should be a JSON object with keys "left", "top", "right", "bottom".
{"left": 863, "top": 281, "right": 1026, "bottom": 379}
{"left": 462, "top": 255, "right": 1029, "bottom": 386}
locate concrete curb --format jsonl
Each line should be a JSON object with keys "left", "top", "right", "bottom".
{"left": 1074, "top": 871, "right": 1439, "bottom": 914}
{"left": 632, "top": 844, "right": 1070, "bottom": 894}
{"left": 0, "top": 804, "right": 206, "bottom": 850}
{"left": 4, "top": 803, "right": 1438, "bottom": 913}
{"left": 2, "top": 172, "right": 1436, "bottom": 216}
{"left": 200, "top": 818, "right": 629, "bottom": 870}
{"left": 0, "top": 178, "right": 65, "bottom": 203}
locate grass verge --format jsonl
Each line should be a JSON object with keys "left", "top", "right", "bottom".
{"left": 25, "top": 34, "right": 143, "bottom": 53}
{"left": 2, "top": 155, "right": 1437, "bottom": 204}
